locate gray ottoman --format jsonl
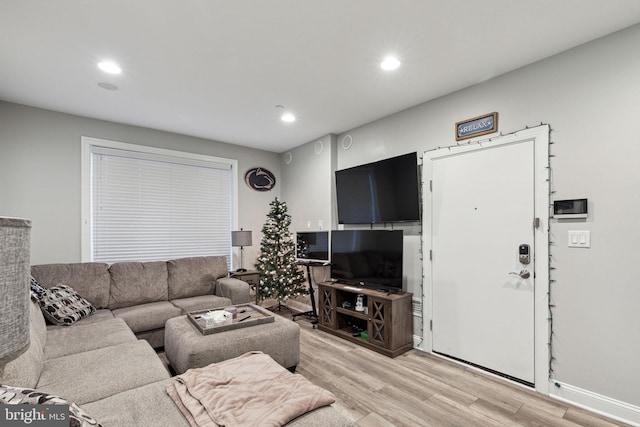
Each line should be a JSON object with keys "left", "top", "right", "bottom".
{"left": 165, "top": 314, "right": 300, "bottom": 374}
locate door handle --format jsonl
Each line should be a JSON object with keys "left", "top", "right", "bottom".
{"left": 509, "top": 270, "right": 530, "bottom": 279}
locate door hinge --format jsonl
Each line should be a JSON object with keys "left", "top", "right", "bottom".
{"left": 429, "top": 250, "right": 433, "bottom": 261}
{"left": 430, "top": 180, "right": 433, "bottom": 192}
{"left": 533, "top": 217, "right": 540, "bottom": 228}
{"left": 430, "top": 319, "right": 433, "bottom": 331}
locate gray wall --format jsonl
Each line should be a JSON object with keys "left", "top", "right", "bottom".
{"left": 284, "top": 23, "right": 640, "bottom": 414}
{"left": 279, "top": 134, "right": 337, "bottom": 311}
{"left": 280, "top": 134, "right": 336, "bottom": 233}
{"left": 0, "top": 101, "right": 281, "bottom": 266}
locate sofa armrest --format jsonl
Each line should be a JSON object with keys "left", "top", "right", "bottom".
{"left": 216, "top": 277, "right": 250, "bottom": 304}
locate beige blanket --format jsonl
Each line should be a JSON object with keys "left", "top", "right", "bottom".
{"left": 166, "top": 352, "right": 335, "bottom": 427}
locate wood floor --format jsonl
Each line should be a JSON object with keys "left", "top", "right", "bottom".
{"left": 287, "top": 313, "right": 630, "bottom": 427}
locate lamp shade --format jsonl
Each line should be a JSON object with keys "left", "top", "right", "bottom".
{"left": 0, "top": 217, "right": 31, "bottom": 365}
{"left": 231, "top": 230, "right": 252, "bottom": 247}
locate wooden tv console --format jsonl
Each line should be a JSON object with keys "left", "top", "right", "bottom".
{"left": 317, "top": 281, "right": 413, "bottom": 357}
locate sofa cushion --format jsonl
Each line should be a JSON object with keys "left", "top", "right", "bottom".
{"left": 216, "top": 276, "right": 251, "bottom": 304}
{"left": 0, "top": 324, "right": 43, "bottom": 389}
{"left": 29, "top": 301, "right": 47, "bottom": 349}
{"left": 112, "top": 301, "right": 182, "bottom": 333}
{"left": 82, "top": 379, "right": 189, "bottom": 427}
{"left": 37, "top": 284, "right": 96, "bottom": 326}
{"left": 31, "top": 263, "right": 111, "bottom": 309}
{"left": 81, "top": 380, "right": 353, "bottom": 427}
{"left": 167, "top": 256, "right": 228, "bottom": 300}
{"left": 44, "top": 318, "right": 137, "bottom": 360}
{"left": 46, "top": 310, "right": 115, "bottom": 331}
{"left": 37, "top": 340, "right": 170, "bottom": 405}
{"left": 108, "top": 261, "right": 168, "bottom": 309}
{"left": 0, "top": 384, "right": 104, "bottom": 427}
{"left": 170, "top": 295, "right": 232, "bottom": 314}
{"left": 287, "top": 405, "right": 354, "bottom": 426}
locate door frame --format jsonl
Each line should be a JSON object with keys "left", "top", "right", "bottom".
{"left": 421, "top": 125, "right": 550, "bottom": 395}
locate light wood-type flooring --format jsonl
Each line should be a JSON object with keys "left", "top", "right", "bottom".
{"left": 286, "top": 312, "right": 630, "bottom": 427}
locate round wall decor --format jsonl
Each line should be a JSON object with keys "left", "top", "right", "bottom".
{"left": 245, "top": 167, "right": 276, "bottom": 191}
{"left": 341, "top": 134, "right": 353, "bottom": 150}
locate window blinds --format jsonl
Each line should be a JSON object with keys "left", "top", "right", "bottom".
{"left": 91, "top": 146, "right": 232, "bottom": 264}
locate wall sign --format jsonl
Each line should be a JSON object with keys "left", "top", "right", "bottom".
{"left": 245, "top": 167, "right": 276, "bottom": 191}
{"left": 455, "top": 112, "right": 498, "bottom": 141}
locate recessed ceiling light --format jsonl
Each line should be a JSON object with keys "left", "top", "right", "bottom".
{"left": 98, "top": 61, "right": 122, "bottom": 74}
{"left": 275, "top": 105, "right": 295, "bottom": 122}
{"left": 380, "top": 57, "right": 401, "bottom": 71}
{"left": 281, "top": 113, "right": 296, "bottom": 123}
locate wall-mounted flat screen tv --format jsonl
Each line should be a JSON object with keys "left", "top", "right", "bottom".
{"left": 330, "top": 229, "right": 403, "bottom": 291}
{"left": 335, "top": 152, "right": 420, "bottom": 224}
{"left": 296, "top": 231, "right": 330, "bottom": 263}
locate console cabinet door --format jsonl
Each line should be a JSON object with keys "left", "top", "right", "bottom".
{"left": 318, "top": 286, "right": 336, "bottom": 329}
{"left": 368, "top": 297, "right": 390, "bottom": 348}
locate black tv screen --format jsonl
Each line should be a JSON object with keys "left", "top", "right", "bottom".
{"left": 335, "top": 152, "right": 420, "bottom": 224}
{"left": 330, "top": 230, "right": 403, "bottom": 290}
{"left": 296, "top": 231, "right": 330, "bottom": 263}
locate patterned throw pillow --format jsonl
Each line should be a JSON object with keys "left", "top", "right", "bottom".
{"left": 38, "top": 284, "right": 96, "bottom": 326}
{"left": 30, "top": 276, "right": 48, "bottom": 301}
{"left": 0, "top": 384, "right": 103, "bottom": 427}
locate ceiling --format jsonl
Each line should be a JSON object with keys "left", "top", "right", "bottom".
{"left": 2, "top": 1, "right": 640, "bottom": 153}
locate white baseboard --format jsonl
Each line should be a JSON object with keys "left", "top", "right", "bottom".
{"left": 550, "top": 380, "right": 640, "bottom": 427}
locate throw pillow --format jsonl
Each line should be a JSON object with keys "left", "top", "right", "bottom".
{"left": 38, "top": 284, "right": 96, "bottom": 326}
{"left": 0, "top": 384, "right": 103, "bottom": 427}
{"left": 30, "top": 276, "right": 48, "bottom": 302}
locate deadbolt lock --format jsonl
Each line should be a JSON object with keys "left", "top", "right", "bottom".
{"left": 519, "top": 244, "right": 530, "bottom": 265}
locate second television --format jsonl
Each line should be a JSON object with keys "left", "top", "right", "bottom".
{"left": 330, "top": 229, "right": 403, "bottom": 291}
{"left": 296, "top": 231, "right": 330, "bottom": 263}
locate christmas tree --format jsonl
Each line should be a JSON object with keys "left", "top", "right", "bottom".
{"left": 256, "top": 198, "right": 307, "bottom": 305}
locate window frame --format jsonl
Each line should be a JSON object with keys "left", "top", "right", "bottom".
{"left": 80, "top": 136, "right": 238, "bottom": 263}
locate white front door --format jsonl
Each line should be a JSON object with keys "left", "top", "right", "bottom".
{"left": 424, "top": 128, "right": 549, "bottom": 385}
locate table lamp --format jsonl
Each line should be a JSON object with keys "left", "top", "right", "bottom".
{"left": 231, "top": 229, "right": 252, "bottom": 272}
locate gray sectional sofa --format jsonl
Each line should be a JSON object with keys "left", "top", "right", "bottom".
{"left": 0, "top": 256, "right": 352, "bottom": 426}
{"left": 30, "top": 256, "right": 250, "bottom": 348}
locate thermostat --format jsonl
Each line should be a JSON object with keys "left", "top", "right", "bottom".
{"left": 554, "top": 199, "right": 588, "bottom": 219}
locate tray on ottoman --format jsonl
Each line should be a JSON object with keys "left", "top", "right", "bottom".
{"left": 187, "top": 303, "right": 274, "bottom": 335}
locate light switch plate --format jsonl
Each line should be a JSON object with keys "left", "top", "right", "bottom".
{"left": 568, "top": 230, "right": 590, "bottom": 248}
